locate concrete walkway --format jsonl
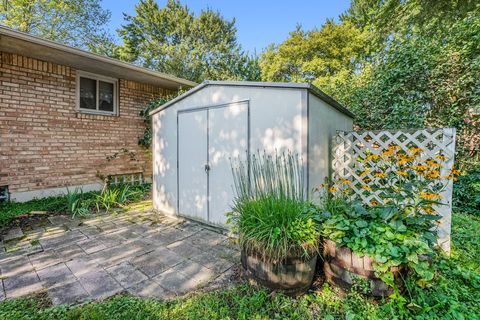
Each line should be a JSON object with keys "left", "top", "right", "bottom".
{"left": 0, "top": 204, "right": 238, "bottom": 305}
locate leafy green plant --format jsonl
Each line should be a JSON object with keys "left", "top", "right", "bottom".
{"left": 115, "top": 184, "right": 134, "bottom": 204}
{"left": 318, "top": 145, "right": 459, "bottom": 290}
{"left": 138, "top": 90, "right": 185, "bottom": 148}
{"left": 65, "top": 188, "right": 83, "bottom": 217}
{"left": 453, "top": 166, "right": 480, "bottom": 215}
{"left": 65, "top": 188, "right": 98, "bottom": 218}
{"left": 95, "top": 188, "right": 119, "bottom": 213}
{"left": 229, "top": 151, "right": 320, "bottom": 262}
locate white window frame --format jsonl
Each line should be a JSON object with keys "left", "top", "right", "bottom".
{"left": 76, "top": 70, "right": 119, "bottom": 116}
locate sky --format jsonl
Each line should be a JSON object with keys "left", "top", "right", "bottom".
{"left": 101, "top": 0, "right": 351, "bottom": 54}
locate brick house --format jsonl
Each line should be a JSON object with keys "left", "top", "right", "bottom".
{"left": 0, "top": 27, "right": 195, "bottom": 202}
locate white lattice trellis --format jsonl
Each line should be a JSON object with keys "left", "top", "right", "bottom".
{"left": 332, "top": 128, "right": 456, "bottom": 253}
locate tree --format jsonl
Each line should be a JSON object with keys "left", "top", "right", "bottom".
{"left": 118, "top": 0, "right": 259, "bottom": 83}
{"left": 0, "top": 0, "right": 113, "bottom": 50}
{"left": 260, "top": 20, "right": 367, "bottom": 98}
{"left": 342, "top": 0, "right": 478, "bottom": 49}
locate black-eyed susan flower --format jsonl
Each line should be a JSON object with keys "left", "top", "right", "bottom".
{"left": 420, "top": 192, "right": 442, "bottom": 200}
{"left": 396, "top": 170, "right": 408, "bottom": 177}
{"left": 374, "top": 172, "right": 388, "bottom": 178}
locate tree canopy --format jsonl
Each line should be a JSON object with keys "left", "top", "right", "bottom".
{"left": 260, "top": 0, "right": 480, "bottom": 168}
{"left": 117, "top": 0, "right": 259, "bottom": 83}
{"left": 0, "top": 0, "right": 112, "bottom": 50}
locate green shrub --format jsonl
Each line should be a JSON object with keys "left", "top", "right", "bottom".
{"left": 453, "top": 166, "right": 480, "bottom": 215}
{"left": 229, "top": 152, "right": 319, "bottom": 262}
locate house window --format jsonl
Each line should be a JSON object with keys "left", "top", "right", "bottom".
{"left": 76, "top": 71, "right": 118, "bottom": 115}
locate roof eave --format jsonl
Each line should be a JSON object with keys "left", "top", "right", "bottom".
{"left": 0, "top": 26, "right": 197, "bottom": 89}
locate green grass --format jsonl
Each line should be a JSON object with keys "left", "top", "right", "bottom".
{"left": 1, "top": 212, "right": 478, "bottom": 320}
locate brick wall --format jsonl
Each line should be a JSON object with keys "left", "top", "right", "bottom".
{"left": 0, "top": 51, "right": 172, "bottom": 196}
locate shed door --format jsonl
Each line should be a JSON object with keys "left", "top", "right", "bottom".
{"left": 208, "top": 102, "right": 248, "bottom": 225}
{"left": 178, "top": 110, "right": 208, "bottom": 221}
{"left": 177, "top": 101, "right": 248, "bottom": 226}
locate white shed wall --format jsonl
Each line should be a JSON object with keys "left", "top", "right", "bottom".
{"left": 152, "top": 85, "right": 306, "bottom": 216}
{"left": 307, "top": 93, "right": 353, "bottom": 193}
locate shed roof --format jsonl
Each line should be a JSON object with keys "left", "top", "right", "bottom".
{"left": 149, "top": 80, "right": 355, "bottom": 118}
{"left": 0, "top": 26, "right": 196, "bottom": 90}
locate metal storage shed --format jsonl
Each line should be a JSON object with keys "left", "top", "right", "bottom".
{"left": 150, "top": 81, "right": 354, "bottom": 227}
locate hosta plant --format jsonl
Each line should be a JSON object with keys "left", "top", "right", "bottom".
{"left": 317, "top": 145, "right": 459, "bottom": 289}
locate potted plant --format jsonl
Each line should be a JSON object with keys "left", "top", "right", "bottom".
{"left": 317, "top": 146, "right": 458, "bottom": 297}
{"left": 228, "top": 151, "right": 320, "bottom": 296}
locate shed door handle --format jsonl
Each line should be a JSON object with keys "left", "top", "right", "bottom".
{"left": 205, "top": 164, "right": 210, "bottom": 172}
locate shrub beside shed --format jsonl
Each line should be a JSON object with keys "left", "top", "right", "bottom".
{"left": 150, "top": 81, "right": 354, "bottom": 227}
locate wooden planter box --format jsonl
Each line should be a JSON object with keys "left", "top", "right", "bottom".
{"left": 241, "top": 249, "right": 317, "bottom": 296}
{"left": 323, "top": 239, "right": 404, "bottom": 297}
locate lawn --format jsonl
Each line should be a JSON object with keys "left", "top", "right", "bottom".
{"left": 0, "top": 212, "right": 478, "bottom": 320}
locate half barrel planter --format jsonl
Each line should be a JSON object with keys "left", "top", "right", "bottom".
{"left": 323, "top": 239, "right": 403, "bottom": 297}
{"left": 241, "top": 249, "right": 317, "bottom": 296}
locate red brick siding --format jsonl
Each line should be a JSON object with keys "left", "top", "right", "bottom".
{"left": 0, "top": 51, "right": 172, "bottom": 193}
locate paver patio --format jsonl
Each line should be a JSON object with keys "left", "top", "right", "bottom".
{"left": 0, "top": 205, "right": 239, "bottom": 305}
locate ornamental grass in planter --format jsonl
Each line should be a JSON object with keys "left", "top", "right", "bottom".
{"left": 229, "top": 151, "right": 320, "bottom": 295}
{"left": 317, "top": 146, "right": 459, "bottom": 297}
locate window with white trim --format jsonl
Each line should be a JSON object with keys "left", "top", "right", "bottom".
{"left": 76, "top": 71, "right": 118, "bottom": 115}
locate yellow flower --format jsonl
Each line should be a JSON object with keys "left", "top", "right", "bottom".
{"left": 427, "top": 170, "right": 440, "bottom": 179}
{"left": 341, "top": 178, "right": 351, "bottom": 185}
{"left": 450, "top": 168, "right": 462, "bottom": 176}
{"left": 374, "top": 172, "right": 388, "bottom": 178}
{"left": 363, "top": 177, "right": 372, "bottom": 183}
{"left": 388, "top": 145, "right": 401, "bottom": 151}
{"left": 329, "top": 186, "right": 338, "bottom": 193}
{"left": 364, "top": 154, "right": 380, "bottom": 162}
{"left": 424, "top": 207, "right": 435, "bottom": 214}
{"left": 409, "top": 147, "right": 423, "bottom": 155}
{"left": 318, "top": 183, "right": 326, "bottom": 188}
{"left": 362, "top": 185, "right": 372, "bottom": 191}
{"left": 370, "top": 200, "right": 379, "bottom": 206}
{"left": 396, "top": 155, "right": 414, "bottom": 165}
{"left": 411, "top": 164, "right": 428, "bottom": 172}
{"left": 396, "top": 170, "right": 408, "bottom": 177}
{"left": 435, "top": 154, "right": 447, "bottom": 161}
{"left": 359, "top": 169, "right": 370, "bottom": 177}
{"left": 444, "top": 174, "right": 459, "bottom": 181}
{"left": 382, "top": 149, "right": 394, "bottom": 157}
{"left": 420, "top": 192, "right": 442, "bottom": 200}
{"left": 426, "top": 159, "right": 441, "bottom": 168}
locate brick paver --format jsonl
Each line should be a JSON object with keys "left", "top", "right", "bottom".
{"left": 0, "top": 208, "right": 235, "bottom": 305}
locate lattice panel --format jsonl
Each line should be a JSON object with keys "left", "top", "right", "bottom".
{"left": 332, "top": 128, "right": 456, "bottom": 253}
